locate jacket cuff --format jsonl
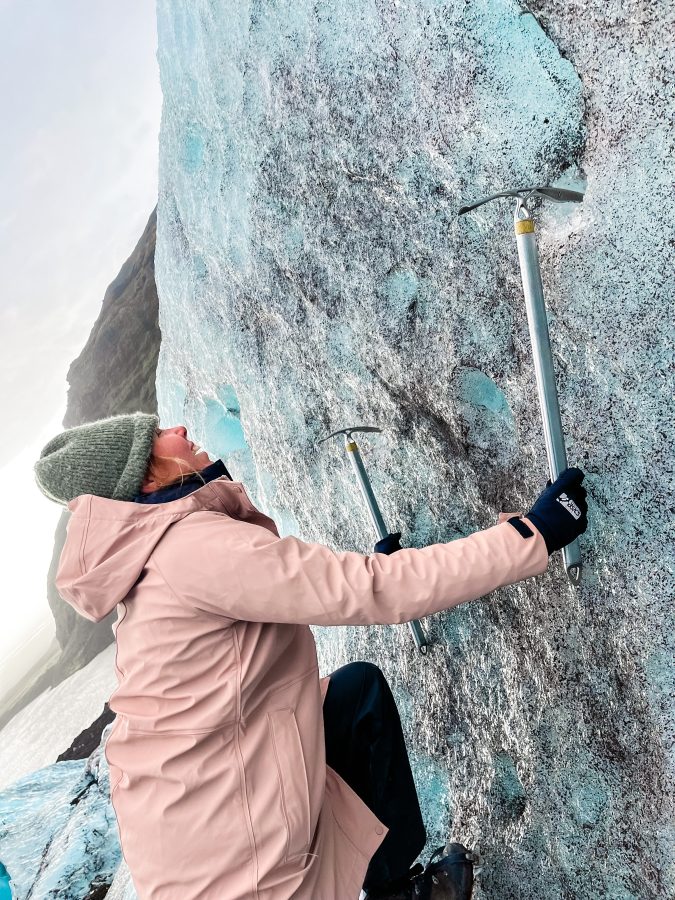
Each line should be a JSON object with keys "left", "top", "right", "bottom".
{"left": 507, "top": 516, "right": 535, "bottom": 539}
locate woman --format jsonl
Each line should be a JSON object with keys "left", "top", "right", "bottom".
{"left": 34, "top": 412, "right": 587, "bottom": 900}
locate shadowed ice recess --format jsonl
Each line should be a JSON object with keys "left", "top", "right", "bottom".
{"left": 144, "top": 1, "right": 675, "bottom": 897}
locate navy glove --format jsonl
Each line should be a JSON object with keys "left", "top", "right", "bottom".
{"left": 524, "top": 467, "right": 588, "bottom": 554}
{"left": 373, "top": 532, "right": 403, "bottom": 554}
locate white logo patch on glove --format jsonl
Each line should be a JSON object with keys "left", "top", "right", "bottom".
{"left": 557, "top": 492, "right": 581, "bottom": 520}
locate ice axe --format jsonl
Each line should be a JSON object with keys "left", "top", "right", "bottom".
{"left": 458, "top": 185, "right": 584, "bottom": 585}
{"left": 317, "top": 426, "right": 429, "bottom": 653}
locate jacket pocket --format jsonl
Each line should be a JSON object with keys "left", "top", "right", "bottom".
{"left": 267, "top": 707, "right": 312, "bottom": 862}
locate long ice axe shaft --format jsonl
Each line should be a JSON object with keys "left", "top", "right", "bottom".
{"left": 514, "top": 202, "right": 582, "bottom": 583}
{"left": 317, "top": 426, "right": 429, "bottom": 653}
{"left": 346, "top": 437, "right": 388, "bottom": 536}
{"left": 458, "top": 185, "right": 585, "bottom": 585}
{"left": 344, "top": 433, "right": 429, "bottom": 653}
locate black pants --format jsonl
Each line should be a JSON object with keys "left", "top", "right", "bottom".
{"left": 322, "top": 661, "right": 427, "bottom": 892}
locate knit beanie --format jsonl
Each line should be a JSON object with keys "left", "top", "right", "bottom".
{"left": 34, "top": 412, "right": 160, "bottom": 506}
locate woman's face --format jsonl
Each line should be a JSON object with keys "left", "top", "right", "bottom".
{"left": 140, "top": 424, "right": 214, "bottom": 493}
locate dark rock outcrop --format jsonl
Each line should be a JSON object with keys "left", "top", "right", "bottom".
{"left": 56, "top": 704, "right": 117, "bottom": 763}
{"left": 62, "top": 207, "right": 160, "bottom": 429}
{"left": 82, "top": 878, "right": 113, "bottom": 900}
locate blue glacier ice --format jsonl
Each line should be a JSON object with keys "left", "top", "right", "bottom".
{"left": 0, "top": 724, "right": 121, "bottom": 899}
{"left": 150, "top": 1, "right": 674, "bottom": 897}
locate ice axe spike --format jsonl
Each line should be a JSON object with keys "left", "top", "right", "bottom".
{"left": 458, "top": 184, "right": 584, "bottom": 585}
{"left": 317, "top": 426, "right": 429, "bottom": 654}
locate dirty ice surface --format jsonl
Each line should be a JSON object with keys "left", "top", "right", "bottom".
{"left": 153, "top": 1, "right": 674, "bottom": 897}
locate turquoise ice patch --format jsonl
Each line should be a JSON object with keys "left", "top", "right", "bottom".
{"left": 457, "top": 368, "right": 510, "bottom": 414}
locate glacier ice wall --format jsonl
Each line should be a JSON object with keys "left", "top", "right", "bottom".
{"left": 154, "top": 1, "right": 674, "bottom": 897}
{"left": 0, "top": 723, "right": 121, "bottom": 899}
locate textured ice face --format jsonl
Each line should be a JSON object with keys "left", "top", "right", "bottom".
{"left": 154, "top": 2, "right": 673, "bottom": 897}
{"left": 0, "top": 725, "right": 121, "bottom": 898}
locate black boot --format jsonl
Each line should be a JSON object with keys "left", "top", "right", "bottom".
{"left": 411, "top": 843, "right": 478, "bottom": 900}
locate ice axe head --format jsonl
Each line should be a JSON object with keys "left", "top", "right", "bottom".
{"left": 317, "top": 426, "right": 382, "bottom": 447}
{"left": 458, "top": 185, "right": 584, "bottom": 217}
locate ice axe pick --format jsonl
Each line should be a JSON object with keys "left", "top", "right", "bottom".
{"left": 458, "top": 185, "right": 585, "bottom": 585}
{"left": 317, "top": 426, "right": 429, "bottom": 653}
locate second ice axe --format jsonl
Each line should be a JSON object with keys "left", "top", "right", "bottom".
{"left": 317, "top": 426, "right": 429, "bottom": 653}
{"left": 459, "top": 185, "right": 584, "bottom": 585}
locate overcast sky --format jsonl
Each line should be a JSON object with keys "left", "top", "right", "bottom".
{"left": 0, "top": 0, "right": 162, "bottom": 693}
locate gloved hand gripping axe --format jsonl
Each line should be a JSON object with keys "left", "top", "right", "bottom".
{"left": 317, "top": 426, "right": 429, "bottom": 653}
{"left": 459, "top": 185, "right": 585, "bottom": 585}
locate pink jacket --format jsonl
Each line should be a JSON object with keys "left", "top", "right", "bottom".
{"left": 55, "top": 475, "right": 548, "bottom": 900}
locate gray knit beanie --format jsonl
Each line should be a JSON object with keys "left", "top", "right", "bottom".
{"left": 34, "top": 411, "right": 160, "bottom": 506}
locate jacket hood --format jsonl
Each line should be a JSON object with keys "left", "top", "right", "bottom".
{"left": 55, "top": 476, "right": 255, "bottom": 622}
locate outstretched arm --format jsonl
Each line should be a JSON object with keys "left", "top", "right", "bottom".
{"left": 154, "top": 511, "right": 549, "bottom": 625}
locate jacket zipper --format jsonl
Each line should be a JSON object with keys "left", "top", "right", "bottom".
{"left": 232, "top": 623, "right": 261, "bottom": 899}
